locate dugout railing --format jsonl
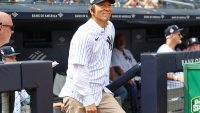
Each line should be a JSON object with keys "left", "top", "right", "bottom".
{"left": 141, "top": 50, "right": 200, "bottom": 113}
{"left": 0, "top": 61, "right": 53, "bottom": 113}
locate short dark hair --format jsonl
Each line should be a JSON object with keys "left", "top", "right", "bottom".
{"left": 88, "top": 10, "right": 92, "bottom": 18}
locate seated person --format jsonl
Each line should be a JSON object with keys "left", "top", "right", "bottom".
{"left": 138, "top": 0, "right": 159, "bottom": 9}
{"left": 111, "top": 33, "right": 139, "bottom": 113}
{"left": 0, "top": 46, "right": 30, "bottom": 113}
{"left": 123, "top": 0, "right": 138, "bottom": 8}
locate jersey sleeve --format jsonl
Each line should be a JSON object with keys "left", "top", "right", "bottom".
{"left": 69, "top": 30, "right": 93, "bottom": 66}
{"left": 73, "top": 64, "right": 94, "bottom": 106}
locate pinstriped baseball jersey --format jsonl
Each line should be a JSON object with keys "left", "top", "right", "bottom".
{"left": 59, "top": 18, "right": 115, "bottom": 106}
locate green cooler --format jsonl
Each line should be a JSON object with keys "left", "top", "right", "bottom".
{"left": 184, "top": 62, "right": 200, "bottom": 113}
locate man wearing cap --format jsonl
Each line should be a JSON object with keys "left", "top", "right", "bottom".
{"left": 0, "top": 46, "right": 20, "bottom": 62}
{"left": 59, "top": 0, "right": 125, "bottom": 113}
{"left": 0, "top": 46, "right": 30, "bottom": 113}
{"left": 157, "top": 25, "right": 183, "bottom": 53}
{"left": 187, "top": 37, "right": 200, "bottom": 51}
{"left": 157, "top": 25, "right": 184, "bottom": 82}
{"left": 0, "top": 12, "right": 15, "bottom": 113}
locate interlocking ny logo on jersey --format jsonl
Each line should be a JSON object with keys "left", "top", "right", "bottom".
{"left": 106, "top": 36, "right": 113, "bottom": 50}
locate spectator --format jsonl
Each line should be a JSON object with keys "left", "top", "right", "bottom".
{"left": 138, "top": 0, "right": 159, "bottom": 9}
{"left": 0, "top": 11, "right": 14, "bottom": 47}
{"left": 0, "top": 46, "right": 30, "bottom": 113}
{"left": 111, "top": 33, "right": 138, "bottom": 113}
{"left": 59, "top": 0, "right": 126, "bottom": 112}
{"left": 187, "top": 37, "right": 200, "bottom": 51}
{"left": 123, "top": 0, "right": 138, "bottom": 8}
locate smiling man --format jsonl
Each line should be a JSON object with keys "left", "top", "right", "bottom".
{"left": 59, "top": 0, "right": 125, "bottom": 113}
{"left": 0, "top": 12, "right": 14, "bottom": 47}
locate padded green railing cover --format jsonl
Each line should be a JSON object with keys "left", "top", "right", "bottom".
{"left": 184, "top": 62, "right": 200, "bottom": 113}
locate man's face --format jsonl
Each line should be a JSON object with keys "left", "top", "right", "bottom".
{"left": 4, "top": 56, "right": 16, "bottom": 62}
{"left": 172, "top": 32, "right": 183, "bottom": 44}
{"left": 0, "top": 15, "right": 14, "bottom": 46}
{"left": 116, "top": 36, "right": 126, "bottom": 49}
{"left": 189, "top": 44, "right": 200, "bottom": 51}
{"left": 92, "top": 1, "right": 112, "bottom": 23}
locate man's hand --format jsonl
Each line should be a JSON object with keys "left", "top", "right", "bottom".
{"left": 85, "top": 103, "right": 97, "bottom": 113}
{"left": 128, "top": 80, "right": 135, "bottom": 85}
{"left": 176, "top": 72, "right": 184, "bottom": 83}
{"left": 167, "top": 72, "right": 184, "bottom": 83}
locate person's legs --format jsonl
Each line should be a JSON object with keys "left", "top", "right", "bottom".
{"left": 127, "top": 84, "right": 138, "bottom": 113}
{"left": 114, "top": 86, "right": 128, "bottom": 104}
{"left": 97, "top": 92, "right": 126, "bottom": 113}
{"left": 63, "top": 96, "right": 85, "bottom": 113}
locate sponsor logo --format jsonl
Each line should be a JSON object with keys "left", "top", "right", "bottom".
{"left": 191, "top": 96, "right": 200, "bottom": 113}
{"left": 182, "top": 58, "right": 200, "bottom": 65}
{"left": 95, "top": 37, "right": 99, "bottom": 41}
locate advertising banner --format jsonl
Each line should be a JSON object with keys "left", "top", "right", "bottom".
{"left": 184, "top": 63, "right": 200, "bottom": 113}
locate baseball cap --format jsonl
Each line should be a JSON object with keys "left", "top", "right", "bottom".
{"left": 164, "top": 25, "right": 183, "bottom": 37}
{"left": 90, "top": 0, "right": 115, "bottom": 4}
{"left": 0, "top": 46, "right": 20, "bottom": 57}
{"left": 188, "top": 37, "right": 199, "bottom": 46}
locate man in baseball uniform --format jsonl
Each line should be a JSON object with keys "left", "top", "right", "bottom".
{"left": 59, "top": 0, "right": 125, "bottom": 113}
{"left": 187, "top": 37, "right": 200, "bottom": 51}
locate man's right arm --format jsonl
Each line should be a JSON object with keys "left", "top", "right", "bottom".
{"left": 114, "top": 66, "right": 124, "bottom": 75}
{"left": 69, "top": 31, "right": 96, "bottom": 107}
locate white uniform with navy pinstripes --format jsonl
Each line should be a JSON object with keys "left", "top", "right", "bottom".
{"left": 59, "top": 18, "right": 115, "bottom": 106}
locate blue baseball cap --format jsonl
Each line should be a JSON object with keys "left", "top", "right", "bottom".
{"left": 165, "top": 25, "right": 183, "bottom": 37}
{"left": 188, "top": 37, "right": 199, "bottom": 46}
{"left": 0, "top": 46, "right": 20, "bottom": 57}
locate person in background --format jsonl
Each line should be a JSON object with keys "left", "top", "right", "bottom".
{"left": 59, "top": 0, "right": 125, "bottom": 112}
{"left": 138, "top": 0, "right": 159, "bottom": 9}
{"left": 187, "top": 37, "right": 200, "bottom": 51}
{"left": 157, "top": 25, "right": 184, "bottom": 83}
{"left": 0, "top": 11, "right": 14, "bottom": 47}
{"left": 0, "top": 46, "right": 30, "bottom": 113}
{"left": 0, "top": 11, "right": 15, "bottom": 113}
{"left": 123, "top": 0, "right": 138, "bottom": 8}
{"left": 111, "top": 33, "right": 139, "bottom": 113}
{"left": 157, "top": 25, "right": 183, "bottom": 53}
